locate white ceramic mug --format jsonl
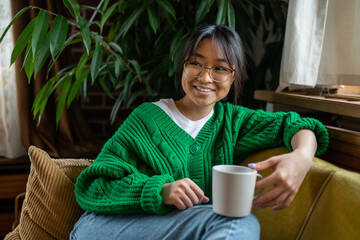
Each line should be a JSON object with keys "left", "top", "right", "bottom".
{"left": 212, "top": 165, "right": 263, "bottom": 217}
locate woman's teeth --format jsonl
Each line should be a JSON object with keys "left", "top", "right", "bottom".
{"left": 195, "top": 86, "right": 213, "bottom": 92}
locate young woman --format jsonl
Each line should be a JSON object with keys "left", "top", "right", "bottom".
{"left": 70, "top": 25, "right": 328, "bottom": 240}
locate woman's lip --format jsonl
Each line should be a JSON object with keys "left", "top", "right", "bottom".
{"left": 194, "top": 85, "right": 215, "bottom": 91}
{"left": 194, "top": 86, "right": 215, "bottom": 95}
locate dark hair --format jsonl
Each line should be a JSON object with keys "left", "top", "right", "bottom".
{"left": 178, "top": 24, "right": 247, "bottom": 104}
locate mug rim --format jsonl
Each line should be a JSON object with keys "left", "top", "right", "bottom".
{"left": 213, "top": 165, "right": 257, "bottom": 175}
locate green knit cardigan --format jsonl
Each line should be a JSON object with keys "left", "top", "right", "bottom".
{"left": 75, "top": 102, "right": 329, "bottom": 215}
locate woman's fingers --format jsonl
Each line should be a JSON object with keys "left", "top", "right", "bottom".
{"left": 248, "top": 156, "right": 279, "bottom": 171}
{"left": 272, "top": 193, "right": 296, "bottom": 211}
{"left": 161, "top": 178, "right": 208, "bottom": 210}
{"left": 253, "top": 187, "right": 290, "bottom": 209}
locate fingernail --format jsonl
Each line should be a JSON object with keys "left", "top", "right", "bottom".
{"left": 248, "top": 163, "right": 256, "bottom": 167}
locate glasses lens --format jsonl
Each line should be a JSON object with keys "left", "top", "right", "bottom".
{"left": 184, "top": 62, "right": 203, "bottom": 77}
{"left": 211, "top": 67, "right": 232, "bottom": 82}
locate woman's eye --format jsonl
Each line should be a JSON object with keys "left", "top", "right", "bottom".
{"left": 215, "top": 66, "right": 230, "bottom": 72}
{"left": 189, "top": 61, "right": 201, "bottom": 67}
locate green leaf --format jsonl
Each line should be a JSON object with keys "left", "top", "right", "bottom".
{"left": 110, "top": 94, "right": 124, "bottom": 124}
{"left": 0, "top": 6, "right": 32, "bottom": 44}
{"left": 116, "top": 6, "right": 145, "bottom": 40}
{"left": 91, "top": 35, "right": 103, "bottom": 82}
{"left": 142, "top": 75, "right": 153, "bottom": 97}
{"left": 50, "top": 14, "right": 68, "bottom": 59}
{"left": 32, "top": 10, "right": 49, "bottom": 57}
{"left": 79, "top": 16, "right": 91, "bottom": 55}
{"left": 216, "top": 0, "right": 227, "bottom": 24}
{"left": 104, "top": 65, "right": 116, "bottom": 87}
{"left": 147, "top": 7, "right": 158, "bottom": 33}
{"left": 227, "top": 2, "right": 235, "bottom": 29}
{"left": 56, "top": 74, "right": 72, "bottom": 127}
{"left": 80, "top": 75, "right": 88, "bottom": 99}
{"left": 32, "top": 74, "right": 58, "bottom": 119}
{"left": 129, "top": 60, "right": 141, "bottom": 79}
{"left": 68, "top": 68, "right": 90, "bottom": 107}
{"left": 46, "top": 32, "right": 81, "bottom": 78}
{"left": 155, "top": 0, "right": 176, "bottom": 19}
{"left": 109, "top": 42, "right": 123, "bottom": 54}
{"left": 10, "top": 17, "right": 36, "bottom": 66}
{"left": 127, "top": 89, "right": 145, "bottom": 107}
{"left": 102, "top": 0, "right": 110, "bottom": 12}
{"left": 122, "top": 71, "right": 134, "bottom": 105}
{"left": 99, "top": 76, "right": 114, "bottom": 99}
{"left": 63, "top": 0, "right": 81, "bottom": 22}
{"left": 170, "top": 28, "right": 185, "bottom": 61}
{"left": 114, "top": 56, "right": 121, "bottom": 78}
{"left": 100, "top": 2, "right": 119, "bottom": 32}
{"left": 75, "top": 52, "right": 89, "bottom": 81}
{"left": 34, "top": 31, "right": 51, "bottom": 77}
{"left": 195, "top": 0, "right": 214, "bottom": 25}
{"left": 23, "top": 43, "right": 34, "bottom": 82}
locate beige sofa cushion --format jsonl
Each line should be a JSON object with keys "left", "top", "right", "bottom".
{"left": 5, "top": 146, "right": 93, "bottom": 240}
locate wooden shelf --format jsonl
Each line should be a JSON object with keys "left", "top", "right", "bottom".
{"left": 254, "top": 90, "right": 360, "bottom": 119}
{"left": 254, "top": 90, "right": 360, "bottom": 172}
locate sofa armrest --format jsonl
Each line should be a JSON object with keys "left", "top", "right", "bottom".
{"left": 241, "top": 147, "right": 340, "bottom": 240}
{"left": 12, "top": 192, "right": 26, "bottom": 230}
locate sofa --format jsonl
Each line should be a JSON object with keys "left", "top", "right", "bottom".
{"left": 5, "top": 146, "right": 360, "bottom": 240}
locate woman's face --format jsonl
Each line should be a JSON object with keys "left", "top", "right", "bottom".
{"left": 181, "top": 38, "right": 234, "bottom": 110}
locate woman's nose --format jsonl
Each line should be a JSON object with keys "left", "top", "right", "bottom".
{"left": 198, "top": 68, "right": 213, "bottom": 83}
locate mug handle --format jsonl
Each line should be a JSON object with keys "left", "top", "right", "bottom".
{"left": 253, "top": 174, "right": 263, "bottom": 199}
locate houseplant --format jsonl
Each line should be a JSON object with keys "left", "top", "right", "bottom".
{"left": 0, "top": 0, "right": 288, "bottom": 125}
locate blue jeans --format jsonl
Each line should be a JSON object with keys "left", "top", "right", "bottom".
{"left": 70, "top": 205, "right": 260, "bottom": 240}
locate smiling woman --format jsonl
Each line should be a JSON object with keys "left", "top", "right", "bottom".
{"left": 0, "top": 0, "right": 25, "bottom": 158}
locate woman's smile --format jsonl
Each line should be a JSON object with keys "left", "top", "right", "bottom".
{"left": 194, "top": 85, "right": 215, "bottom": 94}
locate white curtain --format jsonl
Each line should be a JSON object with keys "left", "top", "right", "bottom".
{"left": 278, "top": 0, "right": 360, "bottom": 91}
{"left": 0, "top": 0, "right": 26, "bottom": 158}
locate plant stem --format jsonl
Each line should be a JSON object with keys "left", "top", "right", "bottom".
{"left": 89, "top": 0, "right": 105, "bottom": 23}
{"left": 30, "top": 6, "right": 78, "bottom": 28}
{"left": 100, "top": 41, "right": 143, "bottom": 82}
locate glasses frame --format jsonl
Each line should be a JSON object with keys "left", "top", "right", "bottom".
{"left": 183, "top": 61, "right": 235, "bottom": 83}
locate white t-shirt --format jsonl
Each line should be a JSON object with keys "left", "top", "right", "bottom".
{"left": 153, "top": 99, "right": 214, "bottom": 139}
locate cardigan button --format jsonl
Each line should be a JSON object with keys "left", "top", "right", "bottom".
{"left": 190, "top": 144, "right": 201, "bottom": 154}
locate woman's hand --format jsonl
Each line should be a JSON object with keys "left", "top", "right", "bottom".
{"left": 249, "top": 129, "right": 317, "bottom": 211}
{"left": 249, "top": 150, "right": 312, "bottom": 210}
{"left": 161, "top": 178, "right": 209, "bottom": 210}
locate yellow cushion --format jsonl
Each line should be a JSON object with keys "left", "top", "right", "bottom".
{"left": 300, "top": 169, "right": 360, "bottom": 240}
{"left": 5, "top": 146, "right": 93, "bottom": 240}
{"left": 242, "top": 147, "right": 340, "bottom": 240}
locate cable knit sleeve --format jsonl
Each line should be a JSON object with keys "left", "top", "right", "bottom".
{"left": 74, "top": 105, "right": 175, "bottom": 215}
{"left": 234, "top": 107, "right": 329, "bottom": 158}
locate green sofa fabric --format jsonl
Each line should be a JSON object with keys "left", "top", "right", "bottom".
{"left": 242, "top": 147, "right": 360, "bottom": 240}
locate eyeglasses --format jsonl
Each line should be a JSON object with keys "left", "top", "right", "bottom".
{"left": 183, "top": 61, "right": 234, "bottom": 83}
